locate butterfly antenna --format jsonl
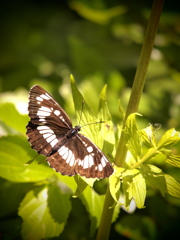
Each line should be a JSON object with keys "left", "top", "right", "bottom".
{"left": 81, "top": 120, "right": 105, "bottom": 128}
{"left": 79, "top": 100, "right": 105, "bottom": 127}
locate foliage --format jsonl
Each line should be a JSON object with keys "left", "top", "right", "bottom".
{"left": 0, "top": 78, "right": 180, "bottom": 239}
{"left": 0, "top": 78, "right": 116, "bottom": 239}
{"left": 0, "top": 1, "right": 180, "bottom": 240}
{"left": 110, "top": 114, "right": 180, "bottom": 211}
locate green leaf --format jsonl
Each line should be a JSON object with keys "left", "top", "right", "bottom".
{"left": 0, "top": 103, "right": 29, "bottom": 135}
{"left": 166, "top": 154, "right": 180, "bottom": 168}
{"left": 70, "top": 75, "right": 114, "bottom": 169}
{"left": 118, "top": 99, "right": 125, "bottom": 120}
{"left": 138, "top": 124, "right": 157, "bottom": 148}
{"left": 70, "top": 75, "right": 104, "bottom": 149}
{"left": 98, "top": 85, "right": 115, "bottom": 157}
{"left": 165, "top": 174, "right": 180, "bottom": 198}
{"left": 74, "top": 175, "right": 88, "bottom": 197}
{"left": 56, "top": 174, "right": 77, "bottom": 193}
{"left": 130, "top": 173, "right": 146, "bottom": 208}
{"left": 157, "top": 128, "right": 180, "bottom": 149}
{"left": 109, "top": 166, "right": 124, "bottom": 203}
{"left": 113, "top": 165, "right": 125, "bottom": 178}
{"left": 70, "top": 2, "right": 126, "bottom": 24}
{"left": 0, "top": 135, "right": 52, "bottom": 182}
{"left": 123, "top": 113, "right": 142, "bottom": 161}
{"left": 80, "top": 186, "right": 105, "bottom": 236}
{"left": 140, "top": 164, "right": 167, "bottom": 196}
{"left": 48, "top": 183, "right": 71, "bottom": 223}
{"left": 109, "top": 173, "right": 121, "bottom": 202}
{"left": 122, "top": 169, "right": 146, "bottom": 209}
{"left": 18, "top": 185, "right": 65, "bottom": 240}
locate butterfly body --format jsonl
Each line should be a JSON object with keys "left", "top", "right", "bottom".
{"left": 26, "top": 85, "right": 114, "bottom": 178}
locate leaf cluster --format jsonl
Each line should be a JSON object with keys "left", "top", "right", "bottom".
{"left": 0, "top": 78, "right": 116, "bottom": 239}
{"left": 110, "top": 114, "right": 180, "bottom": 211}
{"left": 0, "top": 79, "right": 180, "bottom": 239}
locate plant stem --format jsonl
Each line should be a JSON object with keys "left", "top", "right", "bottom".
{"left": 130, "top": 148, "right": 158, "bottom": 169}
{"left": 96, "top": 0, "right": 164, "bottom": 239}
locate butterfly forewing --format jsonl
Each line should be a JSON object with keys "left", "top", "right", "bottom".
{"left": 28, "top": 85, "right": 72, "bottom": 128}
{"left": 26, "top": 85, "right": 114, "bottom": 178}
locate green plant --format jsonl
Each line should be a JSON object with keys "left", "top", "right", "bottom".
{"left": 0, "top": 75, "right": 180, "bottom": 240}
{"left": 0, "top": 0, "right": 180, "bottom": 240}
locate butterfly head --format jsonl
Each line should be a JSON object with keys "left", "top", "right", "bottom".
{"left": 65, "top": 125, "right": 81, "bottom": 138}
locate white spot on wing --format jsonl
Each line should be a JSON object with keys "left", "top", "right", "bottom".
{"left": 63, "top": 150, "right": 69, "bottom": 160}
{"left": 39, "top": 129, "right": 53, "bottom": 135}
{"left": 83, "top": 156, "right": 89, "bottom": 169}
{"left": 36, "top": 96, "right": 43, "bottom": 101}
{"left": 40, "top": 94, "right": 51, "bottom": 100}
{"left": 39, "top": 106, "right": 51, "bottom": 112}
{"left": 37, "top": 126, "right": 50, "bottom": 130}
{"left": 54, "top": 110, "right": 60, "bottom": 116}
{"left": 37, "top": 110, "right": 51, "bottom": 117}
{"left": 58, "top": 146, "right": 68, "bottom": 158}
{"left": 102, "top": 156, "right": 108, "bottom": 166}
{"left": 87, "top": 146, "right": 93, "bottom": 153}
{"left": 60, "top": 116, "right": 65, "bottom": 122}
{"left": 37, "top": 126, "right": 55, "bottom": 140}
{"left": 89, "top": 155, "right": 94, "bottom": 167}
{"left": 98, "top": 164, "right": 103, "bottom": 171}
{"left": 38, "top": 126, "right": 54, "bottom": 140}
{"left": 39, "top": 118, "right": 46, "bottom": 122}
{"left": 43, "top": 133, "right": 53, "bottom": 139}
{"left": 66, "top": 149, "right": 75, "bottom": 167}
{"left": 50, "top": 138, "right": 58, "bottom": 147}
{"left": 78, "top": 159, "right": 83, "bottom": 166}
{"left": 46, "top": 135, "right": 55, "bottom": 143}
{"left": 83, "top": 155, "right": 94, "bottom": 169}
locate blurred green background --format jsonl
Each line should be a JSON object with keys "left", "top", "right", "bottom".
{"left": 0, "top": 0, "right": 180, "bottom": 239}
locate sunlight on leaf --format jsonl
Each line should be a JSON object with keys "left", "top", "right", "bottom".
{"left": 140, "top": 164, "right": 167, "bottom": 196}
{"left": 122, "top": 169, "right": 146, "bottom": 209}
{"left": 71, "top": 75, "right": 102, "bottom": 147}
{"left": 123, "top": 113, "right": 142, "bottom": 161}
{"left": 138, "top": 124, "right": 157, "bottom": 148}
{"left": 157, "top": 128, "right": 180, "bottom": 149}
{"left": 71, "top": 75, "right": 114, "bottom": 157}
{"left": 130, "top": 173, "right": 146, "bottom": 208}
{"left": 0, "top": 135, "right": 52, "bottom": 182}
{"left": 109, "top": 173, "right": 121, "bottom": 203}
{"left": 69, "top": 2, "right": 126, "bottom": 25}
{"left": 0, "top": 103, "right": 29, "bottom": 135}
{"left": 165, "top": 174, "right": 180, "bottom": 198}
{"left": 166, "top": 154, "right": 180, "bottom": 168}
{"left": 98, "top": 84, "right": 115, "bottom": 157}
{"left": 19, "top": 186, "right": 65, "bottom": 240}
{"left": 73, "top": 175, "right": 96, "bottom": 197}
{"left": 56, "top": 173, "right": 77, "bottom": 193}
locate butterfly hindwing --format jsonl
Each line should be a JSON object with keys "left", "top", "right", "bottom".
{"left": 47, "top": 134, "right": 113, "bottom": 178}
{"left": 26, "top": 85, "right": 114, "bottom": 178}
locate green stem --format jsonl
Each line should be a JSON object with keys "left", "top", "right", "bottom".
{"left": 96, "top": 1, "right": 164, "bottom": 239}
{"left": 130, "top": 148, "right": 158, "bottom": 169}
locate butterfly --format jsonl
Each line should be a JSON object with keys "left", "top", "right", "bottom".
{"left": 26, "top": 85, "right": 114, "bottom": 178}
